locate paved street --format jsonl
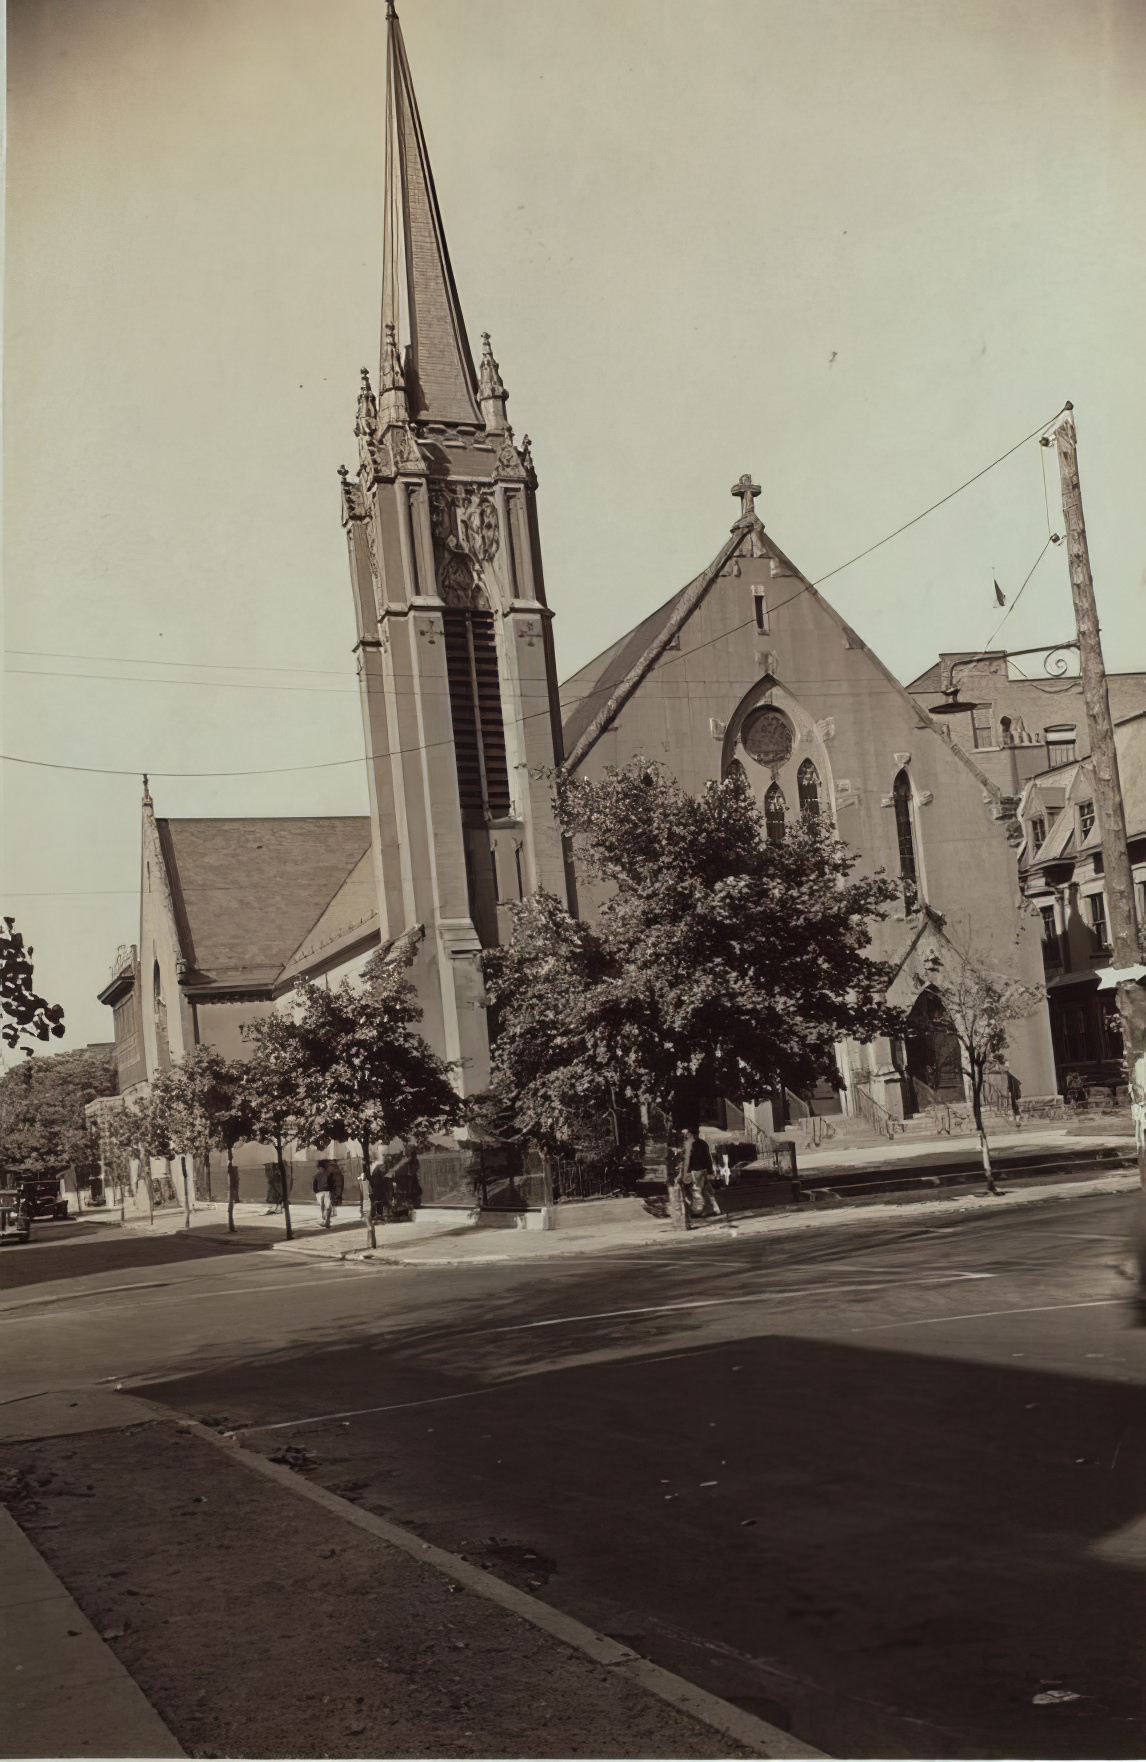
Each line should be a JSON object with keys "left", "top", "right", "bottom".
{"left": 2, "top": 1192, "right": 1144, "bottom": 1758}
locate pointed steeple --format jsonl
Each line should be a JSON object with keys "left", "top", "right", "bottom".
{"left": 381, "top": 7, "right": 482, "bottom": 427}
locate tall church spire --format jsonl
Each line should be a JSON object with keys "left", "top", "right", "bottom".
{"left": 381, "top": 5, "right": 482, "bottom": 426}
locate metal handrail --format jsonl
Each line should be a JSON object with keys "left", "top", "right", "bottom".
{"left": 852, "top": 1081, "right": 903, "bottom": 1139}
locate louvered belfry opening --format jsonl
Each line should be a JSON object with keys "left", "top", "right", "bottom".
{"left": 443, "top": 609, "right": 511, "bottom": 824}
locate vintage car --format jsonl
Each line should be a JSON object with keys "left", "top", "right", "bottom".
{"left": 0, "top": 1183, "right": 32, "bottom": 1243}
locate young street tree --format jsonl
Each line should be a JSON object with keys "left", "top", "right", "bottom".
{"left": 0, "top": 917, "right": 65, "bottom": 1053}
{"left": 239, "top": 1012, "right": 308, "bottom": 1241}
{"left": 911, "top": 937, "right": 1044, "bottom": 1195}
{"left": 485, "top": 761, "right": 902, "bottom": 1151}
{"left": 291, "top": 949, "right": 463, "bottom": 1248}
{"left": 146, "top": 1049, "right": 251, "bottom": 1230}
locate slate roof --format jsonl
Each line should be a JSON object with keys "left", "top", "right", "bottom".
{"left": 157, "top": 817, "right": 374, "bottom": 991}
{"left": 560, "top": 590, "right": 690, "bottom": 756}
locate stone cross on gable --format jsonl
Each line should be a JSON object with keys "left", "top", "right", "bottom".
{"left": 731, "top": 474, "right": 762, "bottom": 522}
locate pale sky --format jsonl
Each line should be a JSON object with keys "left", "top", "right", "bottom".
{"left": 4, "top": 0, "right": 1145, "bottom": 1047}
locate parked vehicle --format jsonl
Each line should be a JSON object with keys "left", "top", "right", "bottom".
{"left": 20, "top": 1174, "right": 69, "bottom": 1220}
{"left": 0, "top": 1183, "right": 32, "bottom": 1243}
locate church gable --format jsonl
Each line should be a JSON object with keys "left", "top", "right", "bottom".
{"left": 560, "top": 479, "right": 1040, "bottom": 985}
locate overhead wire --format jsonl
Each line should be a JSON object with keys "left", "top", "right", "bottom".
{"left": 0, "top": 410, "right": 1070, "bottom": 783}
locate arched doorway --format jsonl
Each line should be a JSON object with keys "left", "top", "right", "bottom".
{"left": 900, "top": 988, "right": 964, "bottom": 1114}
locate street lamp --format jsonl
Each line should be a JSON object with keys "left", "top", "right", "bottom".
{"left": 927, "top": 642, "right": 1080, "bottom": 720}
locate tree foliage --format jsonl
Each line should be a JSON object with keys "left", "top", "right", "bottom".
{"left": 0, "top": 1046, "right": 116, "bottom": 1178}
{"left": 146, "top": 1048, "right": 248, "bottom": 1164}
{"left": 1, "top": 917, "right": 65, "bottom": 1052}
{"left": 290, "top": 949, "right": 462, "bottom": 1162}
{"left": 911, "top": 932, "right": 1043, "bottom": 1190}
{"left": 485, "top": 761, "right": 902, "bottom": 1144}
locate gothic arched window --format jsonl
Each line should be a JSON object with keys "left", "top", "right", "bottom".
{"left": 797, "top": 758, "right": 821, "bottom": 820}
{"left": 893, "top": 769, "right": 918, "bottom": 896}
{"left": 764, "top": 782, "right": 787, "bottom": 844}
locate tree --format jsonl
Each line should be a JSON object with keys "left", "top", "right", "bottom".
{"left": 0, "top": 917, "right": 65, "bottom": 1053}
{"left": 239, "top": 1012, "right": 309, "bottom": 1241}
{"left": 911, "top": 935, "right": 1044, "bottom": 1195}
{"left": 146, "top": 1049, "right": 249, "bottom": 1229}
{"left": 291, "top": 949, "right": 463, "bottom": 1248}
{"left": 485, "top": 762, "right": 902, "bottom": 1150}
{"left": 0, "top": 1046, "right": 116, "bottom": 1185}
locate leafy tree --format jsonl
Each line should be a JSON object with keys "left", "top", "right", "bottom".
{"left": 239, "top": 1012, "right": 309, "bottom": 1241}
{"left": 485, "top": 761, "right": 902, "bottom": 1148}
{"left": 0, "top": 917, "right": 65, "bottom": 1053}
{"left": 0, "top": 1046, "right": 116, "bottom": 1183}
{"left": 291, "top": 949, "right": 463, "bottom": 1247}
{"left": 911, "top": 934, "right": 1044, "bottom": 1194}
{"left": 147, "top": 1049, "right": 252, "bottom": 1228}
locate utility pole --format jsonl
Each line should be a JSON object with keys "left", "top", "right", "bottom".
{"left": 1046, "top": 407, "right": 1146, "bottom": 1202}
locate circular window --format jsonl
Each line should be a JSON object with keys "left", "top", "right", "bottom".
{"left": 740, "top": 707, "right": 794, "bottom": 769}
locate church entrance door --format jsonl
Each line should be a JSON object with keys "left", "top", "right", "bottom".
{"left": 901, "top": 989, "right": 965, "bottom": 1116}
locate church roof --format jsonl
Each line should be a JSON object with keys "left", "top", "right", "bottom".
{"left": 277, "top": 846, "right": 380, "bottom": 985}
{"left": 382, "top": 7, "right": 481, "bottom": 426}
{"left": 156, "top": 816, "right": 373, "bottom": 990}
{"left": 560, "top": 528, "right": 745, "bottom": 772}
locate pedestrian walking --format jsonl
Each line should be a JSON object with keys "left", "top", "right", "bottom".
{"left": 312, "top": 1160, "right": 331, "bottom": 1226}
{"left": 680, "top": 1129, "right": 722, "bottom": 1220}
{"left": 326, "top": 1161, "right": 345, "bottom": 1225}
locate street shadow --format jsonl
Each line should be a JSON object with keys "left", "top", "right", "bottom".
{"left": 0, "top": 1230, "right": 264, "bottom": 1293}
{"left": 141, "top": 1327, "right": 1146, "bottom": 1759}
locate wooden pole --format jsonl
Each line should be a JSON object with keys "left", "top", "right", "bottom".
{"left": 1048, "top": 408, "right": 1146, "bottom": 1207}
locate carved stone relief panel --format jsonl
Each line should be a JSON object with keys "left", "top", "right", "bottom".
{"left": 429, "top": 483, "right": 502, "bottom": 609}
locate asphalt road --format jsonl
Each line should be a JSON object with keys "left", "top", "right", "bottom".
{"left": 2, "top": 1195, "right": 1144, "bottom": 1759}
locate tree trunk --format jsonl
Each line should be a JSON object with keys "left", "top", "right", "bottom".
{"left": 971, "top": 1074, "right": 1001, "bottom": 1196}
{"left": 204, "top": 1148, "right": 213, "bottom": 1203}
{"left": 277, "top": 1140, "right": 293, "bottom": 1241}
{"left": 362, "top": 1134, "right": 376, "bottom": 1250}
{"left": 180, "top": 1154, "right": 192, "bottom": 1229}
{"left": 145, "top": 1161, "right": 153, "bottom": 1227}
{"left": 227, "top": 1148, "right": 237, "bottom": 1234}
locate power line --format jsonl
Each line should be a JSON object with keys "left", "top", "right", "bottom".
{"left": 811, "top": 405, "right": 1067, "bottom": 588}
{"left": 7, "top": 647, "right": 351, "bottom": 678}
{"left": 0, "top": 409, "right": 1073, "bottom": 782}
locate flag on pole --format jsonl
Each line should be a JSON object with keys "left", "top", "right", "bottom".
{"left": 994, "top": 579, "right": 1006, "bottom": 607}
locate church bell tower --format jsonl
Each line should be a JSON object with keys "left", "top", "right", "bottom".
{"left": 340, "top": 2, "right": 570, "bottom": 1092}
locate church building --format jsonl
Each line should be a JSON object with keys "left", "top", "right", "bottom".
{"left": 96, "top": 3, "right": 1059, "bottom": 1172}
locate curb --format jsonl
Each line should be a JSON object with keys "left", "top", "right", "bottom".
{"left": 272, "top": 1170, "right": 1141, "bottom": 1269}
{"left": 151, "top": 1407, "right": 826, "bottom": 1760}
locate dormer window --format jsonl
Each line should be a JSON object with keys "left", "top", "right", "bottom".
{"left": 1029, "top": 816, "right": 1047, "bottom": 851}
{"left": 1078, "top": 800, "right": 1096, "bottom": 839}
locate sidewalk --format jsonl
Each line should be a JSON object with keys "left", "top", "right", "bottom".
{"left": 100, "top": 1162, "right": 1141, "bottom": 1272}
{"left": 0, "top": 1406, "right": 816, "bottom": 1759}
{"left": 0, "top": 1507, "right": 182, "bottom": 1758}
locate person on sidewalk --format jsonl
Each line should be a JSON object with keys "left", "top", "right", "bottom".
{"left": 680, "top": 1129, "right": 723, "bottom": 1220}
{"left": 326, "top": 1161, "right": 345, "bottom": 1226}
{"left": 312, "top": 1161, "right": 331, "bottom": 1227}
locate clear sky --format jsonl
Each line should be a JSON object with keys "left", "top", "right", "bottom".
{"left": 4, "top": 0, "right": 1145, "bottom": 1048}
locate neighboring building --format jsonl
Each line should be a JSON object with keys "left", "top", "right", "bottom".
{"left": 906, "top": 652, "right": 1146, "bottom": 797}
{"left": 1017, "top": 712, "right": 1146, "bottom": 1093}
{"left": 561, "top": 481, "right": 1059, "bottom": 1130}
